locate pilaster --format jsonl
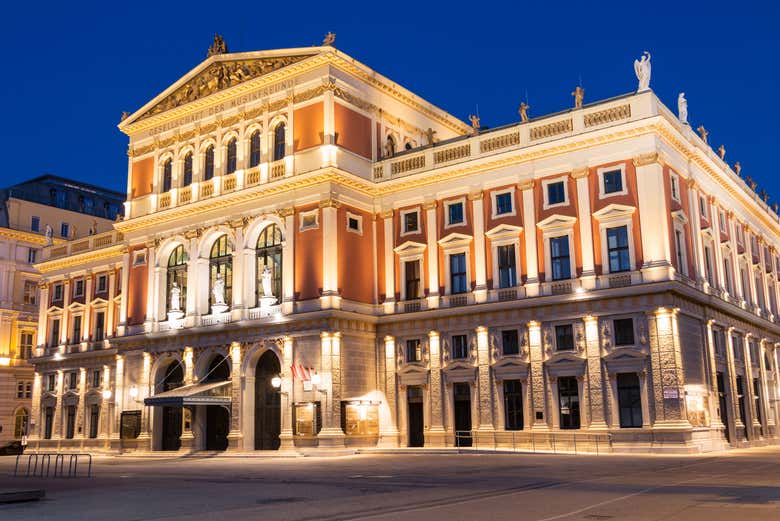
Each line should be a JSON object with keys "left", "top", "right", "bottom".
{"left": 378, "top": 336, "right": 400, "bottom": 447}
{"left": 573, "top": 168, "right": 596, "bottom": 288}
{"left": 520, "top": 181, "right": 539, "bottom": 296}
{"left": 317, "top": 332, "right": 345, "bottom": 447}
{"left": 584, "top": 315, "right": 607, "bottom": 429}
{"left": 527, "top": 321, "right": 548, "bottom": 430}
{"left": 647, "top": 307, "right": 690, "bottom": 428}
{"left": 475, "top": 326, "right": 494, "bottom": 434}
{"left": 470, "top": 192, "right": 488, "bottom": 302}
{"left": 424, "top": 201, "right": 440, "bottom": 308}
{"left": 634, "top": 154, "right": 673, "bottom": 281}
{"left": 425, "top": 331, "right": 445, "bottom": 446}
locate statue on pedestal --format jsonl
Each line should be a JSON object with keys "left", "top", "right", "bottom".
{"left": 261, "top": 266, "right": 274, "bottom": 298}
{"left": 678, "top": 93, "right": 688, "bottom": 124}
{"left": 468, "top": 114, "right": 480, "bottom": 134}
{"left": 572, "top": 86, "right": 584, "bottom": 109}
{"left": 170, "top": 282, "right": 181, "bottom": 312}
{"left": 212, "top": 273, "right": 226, "bottom": 306}
{"left": 44, "top": 224, "right": 53, "bottom": 245}
{"left": 697, "top": 125, "right": 709, "bottom": 144}
{"left": 518, "top": 102, "right": 530, "bottom": 122}
{"left": 718, "top": 145, "right": 726, "bottom": 160}
{"left": 634, "top": 51, "right": 652, "bottom": 91}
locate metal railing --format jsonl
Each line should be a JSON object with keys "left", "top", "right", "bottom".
{"left": 454, "top": 430, "right": 611, "bottom": 455}
{"left": 14, "top": 452, "right": 92, "bottom": 478}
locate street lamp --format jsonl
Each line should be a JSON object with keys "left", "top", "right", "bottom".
{"left": 271, "top": 376, "right": 282, "bottom": 389}
{"left": 128, "top": 385, "right": 138, "bottom": 399}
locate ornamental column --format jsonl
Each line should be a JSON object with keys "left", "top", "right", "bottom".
{"left": 725, "top": 328, "right": 743, "bottom": 440}
{"left": 75, "top": 368, "right": 86, "bottom": 439}
{"left": 30, "top": 373, "right": 42, "bottom": 443}
{"left": 320, "top": 197, "right": 340, "bottom": 309}
{"left": 279, "top": 336, "right": 295, "bottom": 449}
{"left": 317, "top": 332, "right": 345, "bottom": 447}
{"left": 470, "top": 191, "right": 488, "bottom": 303}
{"left": 475, "top": 326, "right": 495, "bottom": 438}
{"left": 647, "top": 307, "right": 690, "bottom": 429}
{"left": 230, "top": 225, "right": 246, "bottom": 315}
{"left": 527, "top": 321, "right": 548, "bottom": 430}
{"left": 520, "top": 181, "right": 539, "bottom": 296}
{"left": 381, "top": 210, "right": 395, "bottom": 313}
{"left": 378, "top": 336, "right": 400, "bottom": 447}
{"left": 52, "top": 370, "right": 63, "bottom": 439}
{"left": 60, "top": 280, "right": 71, "bottom": 345}
{"left": 758, "top": 340, "right": 773, "bottom": 434}
{"left": 137, "top": 352, "right": 152, "bottom": 447}
{"left": 687, "top": 181, "right": 707, "bottom": 285}
{"left": 634, "top": 153, "right": 672, "bottom": 282}
{"left": 111, "top": 355, "right": 124, "bottom": 449}
{"left": 280, "top": 207, "right": 295, "bottom": 315}
{"left": 573, "top": 168, "right": 596, "bottom": 289}
{"left": 584, "top": 315, "right": 607, "bottom": 429}
{"left": 144, "top": 244, "right": 156, "bottom": 329}
{"left": 180, "top": 347, "right": 195, "bottom": 450}
{"left": 107, "top": 268, "right": 117, "bottom": 338}
{"left": 743, "top": 335, "right": 760, "bottom": 438}
{"left": 36, "top": 283, "right": 49, "bottom": 351}
{"left": 83, "top": 271, "right": 93, "bottom": 343}
{"left": 227, "top": 342, "right": 243, "bottom": 449}
{"left": 424, "top": 201, "right": 440, "bottom": 309}
{"left": 117, "top": 248, "right": 131, "bottom": 336}
{"left": 705, "top": 320, "right": 726, "bottom": 432}
{"left": 425, "top": 330, "right": 445, "bottom": 446}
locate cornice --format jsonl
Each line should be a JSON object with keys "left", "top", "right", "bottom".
{"left": 0, "top": 228, "right": 63, "bottom": 247}
{"left": 36, "top": 245, "right": 125, "bottom": 274}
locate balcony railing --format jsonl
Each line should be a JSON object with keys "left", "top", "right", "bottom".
{"left": 43, "top": 230, "right": 124, "bottom": 260}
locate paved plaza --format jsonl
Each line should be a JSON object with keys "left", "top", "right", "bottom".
{"left": 1, "top": 447, "right": 779, "bottom": 521}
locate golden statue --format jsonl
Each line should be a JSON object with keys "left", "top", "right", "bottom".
{"left": 207, "top": 34, "right": 228, "bottom": 58}
{"left": 718, "top": 144, "right": 726, "bottom": 160}
{"left": 696, "top": 125, "right": 709, "bottom": 144}
{"left": 571, "top": 86, "right": 584, "bottom": 109}
{"left": 469, "top": 114, "right": 480, "bottom": 134}
{"left": 425, "top": 127, "right": 437, "bottom": 145}
{"left": 120, "top": 111, "right": 130, "bottom": 122}
{"left": 518, "top": 102, "right": 530, "bottom": 122}
{"left": 734, "top": 161, "right": 742, "bottom": 176}
{"left": 323, "top": 32, "right": 336, "bottom": 46}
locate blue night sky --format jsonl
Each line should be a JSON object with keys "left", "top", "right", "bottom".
{"left": 2, "top": 1, "right": 778, "bottom": 198}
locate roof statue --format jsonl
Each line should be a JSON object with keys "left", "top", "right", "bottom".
{"left": 734, "top": 161, "right": 742, "bottom": 176}
{"left": 425, "top": 127, "right": 437, "bottom": 145}
{"left": 323, "top": 32, "right": 336, "bottom": 46}
{"left": 677, "top": 93, "right": 688, "bottom": 125}
{"left": 120, "top": 111, "right": 130, "bottom": 122}
{"left": 572, "top": 86, "right": 584, "bottom": 109}
{"left": 697, "top": 125, "right": 709, "bottom": 144}
{"left": 518, "top": 102, "right": 530, "bottom": 122}
{"left": 207, "top": 34, "right": 228, "bottom": 58}
{"left": 634, "top": 51, "right": 651, "bottom": 91}
{"left": 718, "top": 145, "right": 726, "bottom": 160}
{"left": 468, "top": 114, "right": 480, "bottom": 134}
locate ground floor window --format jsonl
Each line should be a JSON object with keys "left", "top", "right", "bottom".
{"left": 503, "top": 380, "right": 523, "bottom": 430}
{"left": 557, "top": 376, "right": 580, "bottom": 429}
{"left": 44, "top": 407, "right": 53, "bottom": 439}
{"left": 89, "top": 405, "right": 100, "bottom": 438}
{"left": 65, "top": 405, "right": 76, "bottom": 439}
{"left": 341, "top": 401, "right": 380, "bottom": 436}
{"left": 617, "top": 373, "right": 643, "bottom": 428}
{"left": 753, "top": 378, "right": 763, "bottom": 434}
{"left": 293, "top": 402, "right": 321, "bottom": 436}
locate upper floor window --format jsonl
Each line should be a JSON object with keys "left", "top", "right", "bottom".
{"left": 450, "top": 253, "right": 468, "bottom": 294}
{"left": 23, "top": 281, "right": 37, "bottom": 305}
{"left": 182, "top": 152, "right": 193, "bottom": 187}
{"left": 446, "top": 201, "right": 464, "bottom": 226}
{"left": 92, "top": 369, "right": 101, "bottom": 388}
{"left": 703, "top": 244, "right": 714, "bottom": 286}
{"left": 226, "top": 138, "right": 238, "bottom": 174}
{"left": 718, "top": 209, "right": 726, "bottom": 232}
{"left": 94, "top": 311, "right": 105, "bottom": 341}
{"left": 451, "top": 334, "right": 468, "bottom": 359}
{"left": 501, "top": 330, "right": 519, "bottom": 356}
{"left": 674, "top": 229, "right": 687, "bottom": 276}
{"left": 18, "top": 331, "right": 33, "bottom": 359}
{"left": 602, "top": 169, "right": 623, "bottom": 195}
{"left": 497, "top": 244, "right": 517, "bottom": 288}
{"left": 670, "top": 173, "right": 680, "bottom": 202}
{"left": 249, "top": 130, "right": 261, "bottom": 167}
{"left": 404, "top": 260, "right": 421, "bottom": 300}
{"left": 494, "top": 191, "right": 514, "bottom": 216}
{"left": 162, "top": 159, "right": 173, "bottom": 192}
{"left": 273, "top": 123, "right": 286, "bottom": 162}
{"left": 402, "top": 210, "right": 419, "bottom": 234}
{"left": 50, "top": 318, "right": 60, "bottom": 346}
{"left": 546, "top": 181, "right": 566, "bottom": 206}
{"left": 71, "top": 315, "right": 82, "bottom": 343}
{"left": 613, "top": 318, "right": 635, "bottom": 346}
{"left": 204, "top": 145, "right": 215, "bottom": 181}
{"left": 53, "top": 283, "right": 63, "bottom": 302}
{"left": 606, "top": 226, "right": 630, "bottom": 273}
{"left": 60, "top": 222, "right": 70, "bottom": 238}
{"left": 97, "top": 274, "right": 108, "bottom": 293}
{"left": 46, "top": 373, "right": 56, "bottom": 392}
{"left": 406, "top": 339, "right": 422, "bottom": 363}
{"left": 31, "top": 216, "right": 40, "bottom": 232}
{"left": 699, "top": 196, "right": 708, "bottom": 219}
{"left": 554, "top": 324, "right": 574, "bottom": 351}
{"left": 73, "top": 279, "right": 84, "bottom": 298}
{"left": 27, "top": 248, "right": 37, "bottom": 264}
{"left": 550, "top": 236, "right": 571, "bottom": 280}
{"left": 167, "top": 245, "right": 188, "bottom": 313}
{"left": 256, "top": 225, "right": 282, "bottom": 304}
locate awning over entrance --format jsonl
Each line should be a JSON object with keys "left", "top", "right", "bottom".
{"left": 144, "top": 380, "right": 231, "bottom": 407}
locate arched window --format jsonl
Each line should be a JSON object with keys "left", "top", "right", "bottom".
{"left": 14, "top": 408, "right": 29, "bottom": 438}
{"left": 273, "top": 123, "right": 286, "bottom": 162}
{"left": 209, "top": 235, "right": 232, "bottom": 307}
{"left": 204, "top": 145, "right": 215, "bottom": 180}
{"left": 162, "top": 159, "right": 173, "bottom": 192}
{"left": 249, "top": 130, "right": 261, "bottom": 167}
{"left": 226, "top": 138, "right": 237, "bottom": 174}
{"left": 183, "top": 152, "right": 193, "bottom": 187}
{"left": 203, "top": 355, "right": 230, "bottom": 383}
{"left": 256, "top": 224, "right": 283, "bottom": 304}
{"left": 166, "top": 245, "right": 187, "bottom": 313}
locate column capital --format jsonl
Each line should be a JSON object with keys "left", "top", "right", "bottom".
{"left": 379, "top": 209, "right": 394, "bottom": 219}
{"left": 517, "top": 179, "right": 534, "bottom": 191}
{"left": 383, "top": 335, "right": 395, "bottom": 343}
{"left": 632, "top": 152, "right": 660, "bottom": 167}
{"left": 570, "top": 167, "right": 589, "bottom": 179}
{"left": 277, "top": 206, "right": 295, "bottom": 218}
{"left": 427, "top": 330, "right": 439, "bottom": 339}
{"left": 319, "top": 197, "right": 340, "bottom": 209}
{"left": 422, "top": 200, "right": 437, "bottom": 210}
{"left": 467, "top": 190, "right": 484, "bottom": 201}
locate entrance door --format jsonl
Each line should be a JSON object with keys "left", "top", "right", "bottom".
{"left": 255, "top": 351, "right": 281, "bottom": 450}
{"left": 558, "top": 376, "right": 581, "bottom": 429}
{"left": 453, "top": 383, "right": 472, "bottom": 447}
{"left": 717, "top": 372, "right": 730, "bottom": 443}
{"left": 407, "top": 386, "right": 424, "bottom": 447}
{"left": 161, "top": 407, "right": 182, "bottom": 450}
{"left": 206, "top": 406, "right": 229, "bottom": 450}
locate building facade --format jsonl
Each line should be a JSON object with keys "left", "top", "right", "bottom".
{"left": 27, "top": 41, "right": 780, "bottom": 453}
{"left": 0, "top": 176, "right": 123, "bottom": 445}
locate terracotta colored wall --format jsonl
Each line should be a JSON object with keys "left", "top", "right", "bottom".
{"left": 484, "top": 185, "right": 525, "bottom": 288}
{"left": 294, "top": 205, "right": 323, "bottom": 301}
{"left": 375, "top": 122, "right": 382, "bottom": 159}
{"left": 337, "top": 206, "right": 375, "bottom": 303}
{"left": 376, "top": 214, "right": 386, "bottom": 303}
{"left": 663, "top": 167, "right": 696, "bottom": 277}
{"left": 127, "top": 245, "right": 147, "bottom": 326}
{"left": 130, "top": 157, "right": 154, "bottom": 198}
{"left": 334, "top": 103, "right": 372, "bottom": 159}
{"left": 293, "top": 102, "right": 324, "bottom": 152}
{"left": 535, "top": 172, "right": 581, "bottom": 281}
{"left": 393, "top": 207, "right": 429, "bottom": 299}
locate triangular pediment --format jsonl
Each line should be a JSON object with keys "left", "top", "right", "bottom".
{"left": 671, "top": 209, "right": 688, "bottom": 225}
{"left": 67, "top": 301, "right": 85, "bottom": 311}
{"left": 592, "top": 203, "right": 636, "bottom": 222}
{"left": 124, "top": 50, "right": 320, "bottom": 125}
{"left": 485, "top": 224, "right": 523, "bottom": 240}
{"left": 394, "top": 241, "right": 426, "bottom": 255}
{"left": 437, "top": 232, "right": 473, "bottom": 248}
{"left": 536, "top": 214, "right": 577, "bottom": 231}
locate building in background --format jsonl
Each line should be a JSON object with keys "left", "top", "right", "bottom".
{"left": 0, "top": 176, "right": 123, "bottom": 445}
{"left": 26, "top": 39, "right": 780, "bottom": 454}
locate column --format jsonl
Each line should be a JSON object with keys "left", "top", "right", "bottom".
{"left": 382, "top": 210, "right": 395, "bottom": 313}
{"left": 280, "top": 207, "right": 295, "bottom": 315}
{"left": 425, "top": 331, "right": 445, "bottom": 446}
{"left": 424, "top": 201, "right": 440, "bottom": 309}
{"left": 475, "top": 326, "right": 494, "bottom": 437}
{"left": 317, "top": 332, "right": 345, "bottom": 446}
{"left": 53, "top": 370, "right": 63, "bottom": 439}
{"left": 279, "top": 336, "right": 294, "bottom": 449}
{"left": 227, "top": 342, "right": 243, "bottom": 449}
{"left": 639, "top": 370, "right": 651, "bottom": 428}
{"left": 743, "top": 335, "right": 760, "bottom": 438}
{"left": 75, "top": 368, "right": 86, "bottom": 439}
{"left": 711, "top": 200, "right": 726, "bottom": 290}
{"left": 320, "top": 198, "right": 340, "bottom": 309}
{"left": 106, "top": 269, "right": 117, "bottom": 338}
{"left": 60, "top": 280, "right": 70, "bottom": 345}
{"left": 573, "top": 168, "right": 596, "bottom": 289}
{"left": 520, "top": 181, "right": 539, "bottom": 296}
{"left": 137, "top": 352, "right": 152, "bottom": 447}
{"left": 323, "top": 85, "right": 335, "bottom": 166}
{"left": 634, "top": 153, "right": 672, "bottom": 282}
{"left": 647, "top": 308, "right": 690, "bottom": 428}
{"left": 112, "top": 355, "right": 124, "bottom": 449}
{"left": 187, "top": 238, "right": 203, "bottom": 318}
{"left": 705, "top": 320, "right": 726, "bottom": 432}
{"left": 117, "top": 249, "right": 131, "bottom": 335}
{"left": 584, "top": 316, "right": 607, "bottom": 429}
{"left": 180, "top": 347, "right": 195, "bottom": 450}
{"left": 378, "top": 336, "right": 400, "bottom": 447}
{"left": 470, "top": 191, "right": 488, "bottom": 303}
{"left": 758, "top": 340, "right": 772, "bottom": 435}
{"left": 36, "top": 284, "right": 49, "bottom": 350}
{"left": 83, "top": 272, "right": 93, "bottom": 343}
{"left": 687, "top": 182, "right": 706, "bottom": 285}
{"left": 231, "top": 226, "right": 245, "bottom": 315}
{"left": 100, "top": 365, "right": 111, "bottom": 442}
{"left": 144, "top": 245, "right": 156, "bottom": 329}
{"left": 30, "top": 372, "right": 42, "bottom": 443}
{"left": 527, "top": 321, "right": 548, "bottom": 430}
{"left": 725, "top": 328, "right": 743, "bottom": 440}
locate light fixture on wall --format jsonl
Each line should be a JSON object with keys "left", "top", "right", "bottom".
{"left": 102, "top": 389, "right": 112, "bottom": 400}
{"left": 128, "top": 385, "right": 138, "bottom": 399}
{"left": 271, "top": 376, "right": 282, "bottom": 389}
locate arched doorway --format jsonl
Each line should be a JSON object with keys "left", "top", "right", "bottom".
{"left": 255, "top": 350, "right": 281, "bottom": 450}
{"left": 160, "top": 361, "right": 184, "bottom": 451}
{"left": 204, "top": 355, "right": 230, "bottom": 451}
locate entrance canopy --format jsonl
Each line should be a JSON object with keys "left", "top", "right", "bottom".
{"left": 144, "top": 380, "right": 231, "bottom": 407}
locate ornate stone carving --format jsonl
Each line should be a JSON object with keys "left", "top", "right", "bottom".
{"left": 575, "top": 323, "right": 586, "bottom": 354}
{"left": 542, "top": 326, "right": 553, "bottom": 356}
{"left": 207, "top": 34, "right": 228, "bottom": 57}
{"left": 600, "top": 320, "right": 613, "bottom": 351}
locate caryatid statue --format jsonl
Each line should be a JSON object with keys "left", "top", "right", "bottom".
{"left": 261, "top": 265, "right": 274, "bottom": 298}
{"left": 170, "top": 281, "right": 181, "bottom": 312}
{"left": 677, "top": 93, "right": 688, "bottom": 124}
{"left": 634, "top": 51, "right": 652, "bottom": 91}
{"left": 212, "top": 272, "right": 226, "bottom": 306}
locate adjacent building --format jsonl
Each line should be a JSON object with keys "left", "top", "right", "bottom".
{"left": 26, "top": 40, "right": 780, "bottom": 454}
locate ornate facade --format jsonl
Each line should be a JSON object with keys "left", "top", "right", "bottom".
{"left": 27, "top": 43, "right": 780, "bottom": 453}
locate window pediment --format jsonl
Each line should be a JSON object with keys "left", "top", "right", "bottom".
{"left": 67, "top": 301, "right": 85, "bottom": 311}
{"left": 592, "top": 203, "right": 636, "bottom": 222}
{"left": 90, "top": 297, "right": 109, "bottom": 306}
{"left": 536, "top": 214, "right": 577, "bottom": 231}
{"left": 437, "top": 232, "right": 473, "bottom": 249}
{"left": 485, "top": 224, "right": 523, "bottom": 240}
{"left": 394, "top": 241, "right": 426, "bottom": 256}
{"left": 671, "top": 210, "right": 688, "bottom": 225}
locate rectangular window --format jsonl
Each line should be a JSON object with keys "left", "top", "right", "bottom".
{"left": 347, "top": 215, "right": 361, "bottom": 232}
{"left": 44, "top": 407, "right": 53, "bottom": 440}
{"left": 406, "top": 339, "right": 422, "bottom": 363}
{"left": 450, "top": 253, "right": 468, "bottom": 294}
{"left": 723, "top": 257, "right": 733, "bottom": 294}
{"left": 732, "top": 334, "right": 742, "bottom": 361}
{"left": 497, "top": 244, "right": 517, "bottom": 288}
{"left": 603, "top": 169, "right": 623, "bottom": 194}
{"left": 613, "top": 318, "right": 635, "bottom": 346}
{"left": 46, "top": 374, "right": 56, "bottom": 392}
{"left": 713, "top": 328, "right": 725, "bottom": 357}
{"left": 94, "top": 311, "right": 106, "bottom": 341}
{"left": 403, "top": 211, "right": 419, "bottom": 234}
{"left": 617, "top": 373, "right": 643, "bottom": 428}
{"left": 699, "top": 196, "right": 707, "bottom": 219}
{"left": 670, "top": 175, "right": 680, "bottom": 202}
{"left": 558, "top": 376, "right": 581, "bottom": 429}
{"left": 550, "top": 236, "right": 571, "bottom": 280}
{"left": 25, "top": 382, "right": 32, "bottom": 398}
{"left": 97, "top": 275, "right": 108, "bottom": 293}
{"left": 554, "top": 324, "right": 574, "bottom": 351}
{"left": 503, "top": 380, "right": 524, "bottom": 430}
{"left": 74, "top": 279, "right": 84, "bottom": 297}
{"left": 704, "top": 246, "right": 714, "bottom": 286}
{"left": 755, "top": 274, "right": 765, "bottom": 310}
{"left": 60, "top": 222, "right": 70, "bottom": 238}
{"left": 31, "top": 216, "right": 40, "bottom": 232}
{"left": 17, "top": 382, "right": 24, "bottom": 398}
{"left": 404, "top": 260, "right": 421, "bottom": 300}
{"left": 50, "top": 319, "right": 60, "bottom": 346}
{"left": 23, "top": 281, "right": 37, "bottom": 305}
{"left": 741, "top": 267, "right": 750, "bottom": 304}
{"left": 67, "top": 371, "right": 77, "bottom": 390}
{"left": 547, "top": 181, "right": 566, "bottom": 206}
{"left": 674, "top": 229, "right": 686, "bottom": 276}
{"left": 447, "top": 202, "right": 464, "bottom": 225}
{"left": 451, "top": 334, "right": 469, "bottom": 359}
{"left": 66, "top": 406, "right": 76, "bottom": 439}
{"left": 735, "top": 376, "right": 746, "bottom": 426}
{"left": 495, "top": 192, "right": 513, "bottom": 215}
{"left": 71, "top": 315, "right": 82, "bottom": 344}
{"left": 27, "top": 248, "right": 37, "bottom": 264}
{"left": 341, "top": 401, "right": 379, "bottom": 436}
{"left": 718, "top": 210, "right": 726, "bottom": 232}
{"left": 53, "top": 283, "right": 63, "bottom": 302}
{"left": 92, "top": 369, "right": 101, "bottom": 388}
{"left": 607, "top": 226, "right": 630, "bottom": 272}
{"left": 753, "top": 378, "right": 763, "bottom": 431}
{"left": 19, "top": 332, "right": 33, "bottom": 359}
{"left": 89, "top": 405, "right": 100, "bottom": 439}
{"left": 501, "top": 330, "right": 519, "bottom": 356}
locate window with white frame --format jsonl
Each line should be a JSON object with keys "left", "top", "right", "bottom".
{"left": 599, "top": 166, "right": 627, "bottom": 198}
{"left": 723, "top": 254, "right": 734, "bottom": 294}
{"left": 554, "top": 324, "right": 575, "bottom": 351}
{"left": 445, "top": 199, "right": 465, "bottom": 227}
{"left": 346, "top": 212, "right": 363, "bottom": 235}
{"left": 401, "top": 209, "right": 420, "bottom": 235}
{"left": 699, "top": 196, "right": 708, "bottom": 219}
{"left": 718, "top": 209, "right": 726, "bottom": 233}
{"left": 613, "top": 318, "right": 635, "bottom": 346}
{"left": 543, "top": 177, "right": 568, "bottom": 208}
{"left": 449, "top": 253, "right": 468, "bottom": 294}
{"left": 736, "top": 225, "right": 743, "bottom": 244}
{"left": 94, "top": 310, "right": 106, "bottom": 341}
{"left": 71, "top": 314, "right": 82, "bottom": 344}
{"left": 670, "top": 173, "right": 681, "bottom": 202}
{"left": 451, "top": 334, "right": 469, "bottom": 359}
{"left": 703, "top": 243, "right": 714, "bottom": 286}
{"left": 27, "top": 248, "right": 37, "bottom": 264}
{"left": 606, "top": 226, "right": 631, "bottom": 273}
{"left": 97, "top": 274, "right": 108, "bottom": 293}
{"left": 403, "top": 259, "right": 421, "bottom": 300}
{"left": 497, "top": 244, "right": 517, "bottom": 288}
{"left": 73, "top": 279, "right": 84, "bottom": 298}
{"left": 53, "top": 283, "right": 63, "bottom": 302}
{"left": 299, "top": 209, "right": 319, "bottom": 232}
{"left": 133, "top": 251, "right": 147, "bottom": 266}
{"left": 674, "top": 227, "right": 687, "bottom": 276}
{"left": 755, "top": 272, "right": 765, "bottom": 310}
{"left": 550, "top": 236, "right": 571, "bottom": 280}
{"left": 18, "top": 332, "right": 33, "bottom": 359}
{"left": 492, "top": 190, "right": 515, "bottom": 217}
{"left": 23, "top": 281, "right": 37, "bottom": 305}
{"left": 594, "top": 204, "right": 637, "bottom": 275}
{"left": 740, "top": 263, "right": 751, "bottom": 304}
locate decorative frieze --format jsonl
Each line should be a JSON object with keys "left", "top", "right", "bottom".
{"left": 584, "top": 104, "right": 631, "bottom": 127}
{"left": 530, "top": 119, "right": 572, "bottom": 141}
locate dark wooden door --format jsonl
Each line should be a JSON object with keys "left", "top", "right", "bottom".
{"left": 407, "top": 386, "right": 424, "bottom": 447}
{"left": 454, "top": 383, "right": 472, "bottom": 447}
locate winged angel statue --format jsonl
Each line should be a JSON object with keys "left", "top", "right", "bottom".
{"left": 634, "top": 51, "right": 652, "bottom": 91}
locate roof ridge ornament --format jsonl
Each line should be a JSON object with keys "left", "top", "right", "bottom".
{"left": 322, "top": 32, "right": 336, "bottom": 46}
{"left": 207, "top": 33, "right": 228, "bottom": 58}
